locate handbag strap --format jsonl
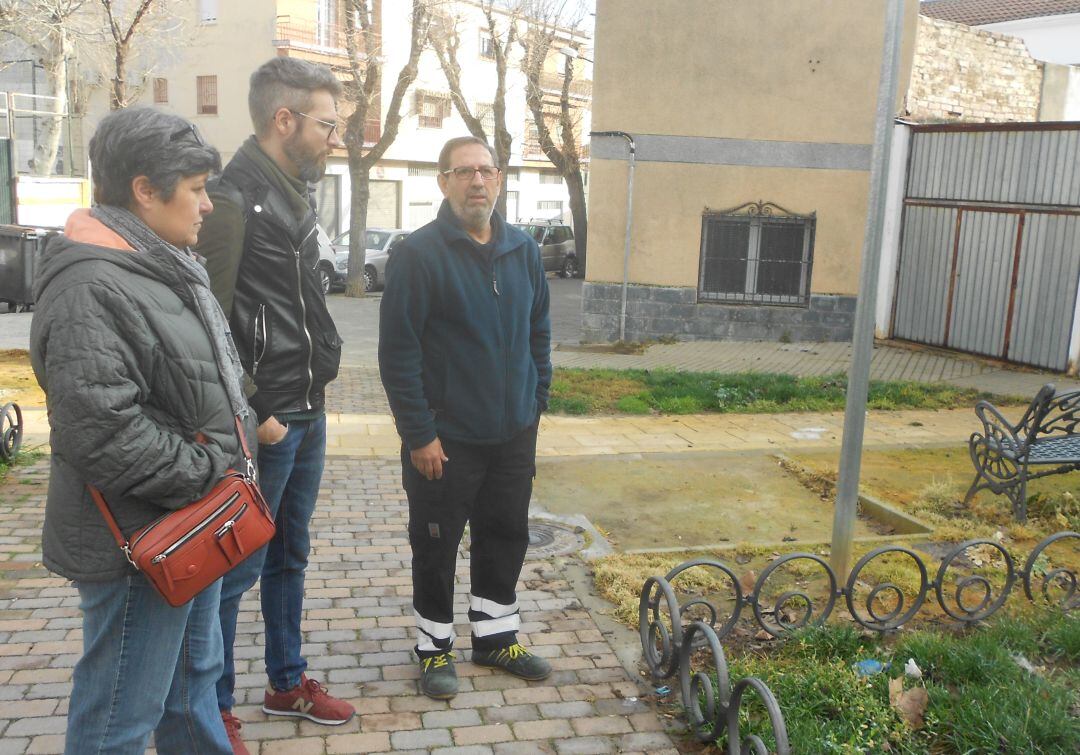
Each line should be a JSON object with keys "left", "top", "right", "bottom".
{"left": 87, "top": 485, "right": 131, "bottom": 554}
{"left": 88, "top": 414, "right": 254, "bottom": 559}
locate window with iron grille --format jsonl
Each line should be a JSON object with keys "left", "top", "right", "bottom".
{"left": 476, "top": 103, "right": 495, "bottom": 138}
{"left": 416, "top": 91, "right": 450, "bottom": 128}
{"left": 153, "top": 77, "right": 168, "bottom": 104}
{"left": 698, "top": 202, "right": 815, "bottom": 306}
{"left": 408, "top": 163, "right": 437, "bottom": 178}
{"left": 479, "top": 33, "right": 496, "bottom": 60}
{"left": 539, "top": 171, "right": 562, "bottom": 185}
{"left": 196, "top": 75, "right": 217, "bottom": 115}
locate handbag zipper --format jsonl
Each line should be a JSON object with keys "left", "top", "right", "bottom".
{"left": 149, "top": 493, "right": 241, "bottom": 564}
{"left": 213, "top": 502, "right": 249, "bottom": 538}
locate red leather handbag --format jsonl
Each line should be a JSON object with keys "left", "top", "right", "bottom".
{"left": 89, "top": 416, "right": 275, "bottom": 607}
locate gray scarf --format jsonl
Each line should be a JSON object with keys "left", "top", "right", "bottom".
{"left": 90, "top": 205, "right": 249, "bottom": 421}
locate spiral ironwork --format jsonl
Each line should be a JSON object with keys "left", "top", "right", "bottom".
{"left": 0, "top": 402, "right": 22, "bottom": 462}
{"left": 677, "top": 620, "right": 790, "bottom": 754}
{"left": 638, "top": 531, "right": 1077, "bottom": 746}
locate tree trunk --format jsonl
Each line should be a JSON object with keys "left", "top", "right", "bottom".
{"left": 566, "top": 168, "right": 587, "bottom": 276}
{"left": 111, "top": 41, "right": 129, "bottom": 109}
{"left": 30, "top": 37, "right": 68, "bottom": 176}
{"left": 345, "top": 152, "right": 371, "bottom": 298}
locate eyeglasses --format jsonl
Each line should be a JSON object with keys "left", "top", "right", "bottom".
{"left": 291, "top": 110, "right": 339, "bottom": 141}
{"left": 441, "top": 166, "right": 501, "bottom": 181}
{"left": 170, "top": 123, "right": 206, "bottom": 146}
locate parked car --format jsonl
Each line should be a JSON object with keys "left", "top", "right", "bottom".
{"left": 514, "top": 220, "right": 578, "bottom": 277}
{"left": 314, "top": 225, "right": 336, "bottom": 295}
{"left": 332, "top": 228, "right": 411, "bottom": 292}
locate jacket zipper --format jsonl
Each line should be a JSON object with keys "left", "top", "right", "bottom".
{"left": 149, "top": 492, "right": 241, "bottom": 564}
{"left": 295, "top": 225, "right": 317, "bottom": 410}
{"left": 251, "top": 304, "right": 267, "bottom": 377}
{"left": 491, "top": 260, "right": 510, "bottom": 437}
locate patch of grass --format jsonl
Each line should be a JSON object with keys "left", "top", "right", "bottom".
{"left": 0, "top": 447, "right": 45, "bottom": 484}
{"left": 717, "top": 611, "right": 1080, "bottom": 753}
{"left": 547, "top": 368, "right": 1020, "bottom": 416}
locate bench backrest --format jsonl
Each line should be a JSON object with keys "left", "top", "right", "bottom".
{"left": 1032, "top": 388, "right": 1080, "bottom": 441}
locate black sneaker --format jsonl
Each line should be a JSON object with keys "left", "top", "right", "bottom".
{"left": 472, "top": 643, "right": 551, "bottom": 681}
{"left": 419, "top": 651, "right": 458, "bottom": 699}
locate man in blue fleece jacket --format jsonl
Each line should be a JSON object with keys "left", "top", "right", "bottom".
{"left": 379, "top": 136, "right": 552, "bottom": 699}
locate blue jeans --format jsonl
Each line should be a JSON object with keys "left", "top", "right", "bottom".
{"left": 216, "top": 415, "right": 326, "bottom": 710}
{"left": 66, "top": 576, "right": 230, "bottom": 755}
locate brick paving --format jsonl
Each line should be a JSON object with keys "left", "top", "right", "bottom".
{"left": 0, "top": 457, "right": 679, "bottom": 754}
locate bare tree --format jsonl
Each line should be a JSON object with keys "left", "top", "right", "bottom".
{"left": 340, "top": 0, "right": 430, "bottom": 297}
{"left": 99, "top": 0, "right": 165, "bottom": 109}
{"left": 428, "top": 0, "right": 520, "bottom": 217}
{"left": 0, "top": 0, "right": 87, "bottom": 174}
{"left": 519, "top": 1, "right": 590, "bottom": 273}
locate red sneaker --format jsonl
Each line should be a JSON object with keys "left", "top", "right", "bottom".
{"left": 220, "top": 710, "right": 250, "bottom": 755}
{"left": 262, "top": 674, "right": 355, "bottom": 725}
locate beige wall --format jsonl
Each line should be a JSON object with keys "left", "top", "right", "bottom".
{"left": 587, "top": 0, "right": 919, "bottom": 294}
{"left": 83, "top": 0, "right": 281, "bottom": 162}
{"left": 587, "top": 160, "right": 870, "bottom": 295}
{"left": 591, "top": 0, "right": 918, "bottom": 144}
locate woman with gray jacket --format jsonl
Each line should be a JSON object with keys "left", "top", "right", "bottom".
{"left": 30, "top": 107, "right": 253, "bottom": 754}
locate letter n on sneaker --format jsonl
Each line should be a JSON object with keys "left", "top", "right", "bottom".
{"left": 262, "top": 675, "right": 355, "bottom": 725}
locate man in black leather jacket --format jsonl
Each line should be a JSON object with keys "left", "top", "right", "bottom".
{"left": 196, "top": 58, "right": 353, "bottom": 751}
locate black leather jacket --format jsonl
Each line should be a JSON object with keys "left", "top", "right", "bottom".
{"left": 198, "top": 149, "right": 342, "bottom": 422}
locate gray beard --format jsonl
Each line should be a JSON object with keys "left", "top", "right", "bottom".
{"left": 456, "top": 203, "right": 493, "bottom": 234}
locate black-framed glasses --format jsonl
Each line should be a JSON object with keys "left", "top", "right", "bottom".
{"left": 290, "top": 109, "right": 339, "bottom": 141}
{"left": 170, "top": 123, "right": 206, "bottom": 146}
{"left": 441, "top": 166, "right": 501, "bottom": 181}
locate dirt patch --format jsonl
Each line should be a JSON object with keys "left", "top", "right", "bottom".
{"left": 0, "top": 350, "right": 44, "bottom": 407}
{"left": 533, "top": 451, "right": 879, "bottom": 551}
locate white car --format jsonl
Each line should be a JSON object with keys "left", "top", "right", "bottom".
{"left": 332, "top": 228, "right": 411, "bottom": 292}
{"left": 314, "top": 225, "right": 336, "bottom": 295}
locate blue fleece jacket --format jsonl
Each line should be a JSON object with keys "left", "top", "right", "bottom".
{"left": 378, "top": 200, "right": 552, "bottom": 449}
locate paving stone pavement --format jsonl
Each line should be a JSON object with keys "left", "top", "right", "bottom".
{"left": 0, "top": 457, "right": 680, "bottom": 754}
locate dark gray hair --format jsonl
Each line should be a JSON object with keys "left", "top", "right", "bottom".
{"left": 438, "top": 136, "right": 498, "bottom": 173}
{"left": 89, "top": 107, "right": 221, "bottom": 208}
{"left": 248, "top": 57, "right": 343, "bottom": 137}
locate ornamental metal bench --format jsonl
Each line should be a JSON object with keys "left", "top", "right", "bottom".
{"left": 965, "top": 384, "right": 1080, "bottom": 522}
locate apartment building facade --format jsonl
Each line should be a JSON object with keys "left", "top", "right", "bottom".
{"left": 81, "top": 0, "right": 592, "bottom": 237}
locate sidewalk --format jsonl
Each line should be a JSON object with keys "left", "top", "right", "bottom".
{"left": 16, "top": 404, "right": 979, "bottom": 460}
{"left": 0, "top": 455, "right": 679, "bottom": 755}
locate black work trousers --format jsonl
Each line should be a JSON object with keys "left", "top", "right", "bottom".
{"left": 403, "top": 420, "right": 538, "bottom": 658}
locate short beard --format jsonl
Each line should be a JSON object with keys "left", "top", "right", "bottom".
{"left": 453, "top": 201, "right": 494, "bottom": 234}
{"left": 283, "top": 132, "right": 326, "bottom": 183}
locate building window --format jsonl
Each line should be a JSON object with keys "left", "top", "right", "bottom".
{"left": 537, "top": 200, "right": 563, "bottom": 218}
{"left": 198, "top": 0, "right": 218, "bottom": 22}
{"left": 476, "top": 103, "right": 495, "bottom": 138}
{"left": 699, "top": 201, "right": 815, "bottom": 306}
{"left": 408, "top": 163, "right": 438, "bottom": 177}
{"left": 196, "top": 75, "right": 218, "bottom": 115}
{"left": 479, "top": 33, "right": 496, "bottom": 60}
{"left": 538, "top": 171, "right": 562, "bottom": 185}
{"left": 416, "top": 91, "right": 450, "bottom": 129}
{"left": 153, "top": 77, "right": 168, "bottom": 104}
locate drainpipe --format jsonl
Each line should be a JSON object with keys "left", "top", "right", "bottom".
{"left": 590, "top": 131, "right": 636, "bottom": 342}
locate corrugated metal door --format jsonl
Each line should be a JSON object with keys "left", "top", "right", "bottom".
{"left": 892, "top": 123, "right": 1080, "bottom": 371}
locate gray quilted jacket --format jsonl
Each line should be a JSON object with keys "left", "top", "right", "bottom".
{"left": 30, "top": 213, "right": 255, "bottom": 582}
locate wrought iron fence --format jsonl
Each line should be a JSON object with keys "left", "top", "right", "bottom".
{"left": 638, "top": 531, "right": 1078, "bottom": 751}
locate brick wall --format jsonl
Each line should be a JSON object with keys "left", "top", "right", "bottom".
{"left": 906, "top": 16, "right": 1043, "bottom": 123}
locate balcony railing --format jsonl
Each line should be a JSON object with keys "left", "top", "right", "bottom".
{"left": 273, "top": 15, "right": 379, "bottom": 58}
{"left": 539, "top": 71, "right": 592, "bottom": 100}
